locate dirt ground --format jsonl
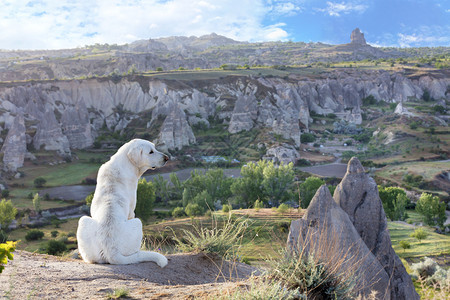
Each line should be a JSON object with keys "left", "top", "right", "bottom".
{"left": 0, "top": 251, "right": 258, "bottom": 299}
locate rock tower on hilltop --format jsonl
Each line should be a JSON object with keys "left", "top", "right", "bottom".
{"left": 350, "top": 28, "right": 367, "bottom": 45}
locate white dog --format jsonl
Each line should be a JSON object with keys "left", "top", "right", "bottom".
{"left": 77, "top": 139, "right": 169, "bottom": 267}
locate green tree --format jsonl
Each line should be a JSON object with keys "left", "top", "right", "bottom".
{"left": 262, "top": 162, "right": 295, "bottom": 207}
{"left": 416, "top": 193, "right": 446, "bottom": 227}
{"left": 0, "top": 200, "right": 17, "bottom": 231}
{"left": 254, "top": 199, "right": 264, "bottom": 211}
{"left": 169, "top": 173, "right": 184, "bottom": 200}
{"left": 300, "top": 133, "right": 315, "bottom": 143}
{"left": 277, "top": 203, "right": 290, "bottom": 214}
{"left": 85, "top": 192, "right": 94, "bottom": 206}
{"left": 230, "top": 161, "right": 268, "bottom": 208}
{"left": 153, "top": 175, "right": 170, "bottom": 206}
{"left": 32, "top": 193, "right": 41, "bottom": 212}
{"left": 399, "top": 240, "right": 411, "bottom": 253}
{"left": 172, "top": 207, "right": 185, "bottom": 218}
{"left": 182, "top": 169, "right": 233, "bottom": 210}
{"left": 135, "top": 178, "right": 155, "bottom": 222}
{"left": 299, "top": 177, "right": 325, "bottom": 208}
{"left": 185, "top": 203, "right": 204, "bottom": 217}
{"left": 34, "top": 177, "right": 47, "bottom": 188}
{"left": 378, "top": 186, "right": 409, "bottom": 220}
{"left": 410, "top": 228, "right": 428, "bottom": 242}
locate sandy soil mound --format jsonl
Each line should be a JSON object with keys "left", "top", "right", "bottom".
{"left": 0, "top": 251, "right": 258, "bottom": 299}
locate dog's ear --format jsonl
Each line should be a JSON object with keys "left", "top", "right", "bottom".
{"left": 127, "top": 146, "right": 143, "bottom": 166}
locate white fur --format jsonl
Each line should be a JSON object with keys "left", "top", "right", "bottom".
{"left": 77, "top": 139, "right": 169, "bottom": 267}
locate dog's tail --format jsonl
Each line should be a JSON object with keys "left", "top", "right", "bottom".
{"left": 106, "top": 250, "right": 168, "bottom": 267}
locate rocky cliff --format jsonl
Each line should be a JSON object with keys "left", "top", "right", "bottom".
{"left": 0, "top": 69, "right": 448, "bottom": 171}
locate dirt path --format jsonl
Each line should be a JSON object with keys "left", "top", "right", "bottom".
{"left": 0, "top": 251, "right": 256, "bottom": 299}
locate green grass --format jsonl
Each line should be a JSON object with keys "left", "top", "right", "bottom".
{"left": 6, "top": 218, "right": 79, "bottom": 253}
{"left": 388, "top": 222, "right": 450, "bottom": 260}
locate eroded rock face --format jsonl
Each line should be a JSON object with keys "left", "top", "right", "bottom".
{"left": 60, "top": 100, "right": 93, "bottom": 149}
{"left": 156, "top": 101, "right": 196, "bottom": 151}
{"left": 263, "top": 144, "right": 300, "bottom": 164}
{"left": 33, "top": 108, "right": 71, "bottom": 156}
{"left": 0, "top": 71, "right": 447, "bottom": 161}
{"left": 1, "top": 114, "right": 27, "bottom": 172}
{"left": 287, "top": 186, "right": 391, "bottom": 299}
{"left": 350, "top": 28, "right": 367, "bottom": 45}
{"left": 333, "top": 157, "right": 419, "bottom": 300}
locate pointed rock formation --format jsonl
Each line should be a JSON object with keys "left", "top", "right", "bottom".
{"left": 350, "top": 28, "right": 367, "bottom": 45}
{"left": 228, "top": 94, "right": 258, "bottom": 133}
{"left": 61, "top": 100, "right": 94, "bottom": 149}
{"left": 334, "top": 157, "right": 419, "bottom": 300}
{"left": 1, "top": 114, "right": 27, "bottom": 172}
{"left": 287, "top": 186, "right": 391, "bottom": 299}
{"left": 157, "top": 102, "right": 196, "bottom": 151}
{"left": 33, "top": 108, "right": 71, "bottom": 156}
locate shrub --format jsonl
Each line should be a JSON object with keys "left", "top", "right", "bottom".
{"left": 185, "top": 203, "right": 204, "bottom": 217}
{"left": 296, "top": 158, "right": 311, "bottom": 166}
{"left": 300, "top": 133, "right": 315, "bottom": 143}
{"left": 1, "top": 190, "right": 9, "bottom": 198}
{"left": 277, "top": 203, "right": 290, "bottom": 214}
{"left": 254, "top": 199, "right": 264, "bottom": 211}
{"left": 25, "top": 229, "right": 45, "bottom": 241}
{"left": 362, "top": 95, "right": 377, "bottom": 105}
{"left": 222, "top": 204, "right": 232, "bottom": 213}
{"left": 51, "top": 230, "right": 59, "bottom": 238}
{"left": 399, "top": 240, "right": 411, "bottom": 252}
{"left": 0, "top": 241, "right": 17, "bottom": 273}
{"left": 33, "top": 177, "right": 47, "bottom": 188}
{"left": 106, "top": 288, "right": 129, "bottom": 299}
{"left": 411, "top": 257, "right": 438, "bottom": 279}
{"left": 85, "top": 192, "right": 94, "bottom": 206}
{"left": 410, "top": 228, "right": 428, "bottom": 242}
{"left": 172, "top": 207, "right": 185, "bottom": 218}
{"left": 172, "top": 214, "right": 248, "bottom": 258}
{"left": 44, "top": 240, "right": 67, "bottom": 255}
{"left": 268, "top": 250, "right": 355, "bottom": 299}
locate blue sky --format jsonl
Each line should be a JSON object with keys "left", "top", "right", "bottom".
{"left": 0, "top": 0, "right": 448, "bottom": 50}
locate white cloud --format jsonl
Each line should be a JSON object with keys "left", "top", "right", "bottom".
{"left": 271, "top": 1, "right": 302, "bottom": 16}
{"left": 397, "top": 26, "right": 450, "bottom": 47}
{"left": 318, "top": 1, "right": 368, "bottom": 17}
{"left": 0, "top": 0, "right": 290, "bottom": 50}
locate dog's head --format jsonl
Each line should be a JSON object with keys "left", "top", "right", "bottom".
{"left": 125, "top": 139, "right": 169, "bottom": 173}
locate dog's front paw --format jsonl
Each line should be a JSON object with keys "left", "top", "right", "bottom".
{"left": 157, "top": 255, "right": 168, "bottom": 268}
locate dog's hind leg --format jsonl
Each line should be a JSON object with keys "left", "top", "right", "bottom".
{"left": 77, "top": 216, "right": 104, "bottom": 263}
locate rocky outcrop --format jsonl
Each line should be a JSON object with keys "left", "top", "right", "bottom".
{"left": 333, "top": 157, "right": 419, "bottom": 300}
{"left": 33, "top": 108, "right": 71, "bottom": 156}
{"left": 1, "top": 114, "right": 27, "bottom": 171}
{"left": 350, "top": 28, "right": 367, "bottom": 45}
{"left": 394, "top": 102, "right": 415, "bottom": 117}
{"left": 287, "top": 186, "right": 391, "bottom": 299}
{"left": 156, "top": 101, "right": 196, "bottom": 151}
{"left": 263, "top": 144, "right": 300, "bottom": 164}
{"left": 228, "top": 94, "right": 258, "bottom": 133}
{"left": 60, "top": 100, "right": 94, "bottom": 149}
